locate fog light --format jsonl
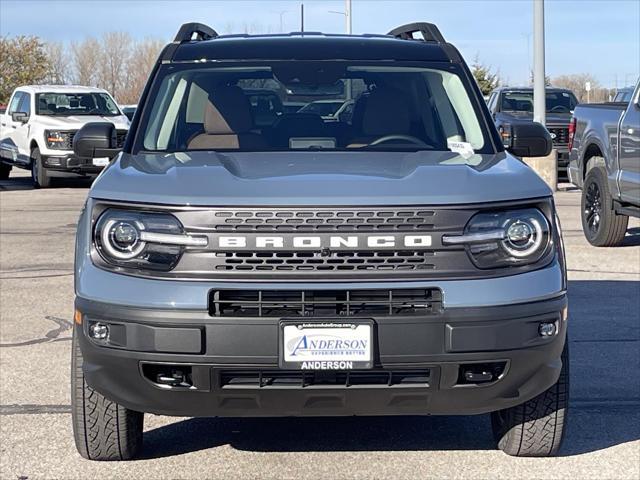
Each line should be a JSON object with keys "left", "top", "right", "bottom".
{"left": 89, "top": 322, "right": 109, "bottom": 340}
{"left": 539, "top": 322, "right": 557, "bottom": 337}
{"left": 46, "top": 156, "right": 63, "bottom": 166}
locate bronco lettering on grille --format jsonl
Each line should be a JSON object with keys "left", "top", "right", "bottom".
{"left": 216, "top": 235, "right": 432, "bottom": 250}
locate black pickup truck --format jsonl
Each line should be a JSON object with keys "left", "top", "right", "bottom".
{"left": 568, "top": 80, "right": 640, "bottom": 246}
{"left": 487, "top": 87, "right": 579, "bottom": 178}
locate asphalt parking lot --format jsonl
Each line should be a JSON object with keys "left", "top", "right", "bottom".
{"left": 0, "top": 169, "right": 638, "bottom": 480}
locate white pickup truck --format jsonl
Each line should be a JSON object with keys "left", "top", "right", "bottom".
{"left": 0, "top": 85, "right": 130, "bottom": 187}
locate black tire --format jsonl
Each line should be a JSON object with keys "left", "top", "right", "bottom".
{"left": 581, "top": 163, "right": 628, "bottom": 247}
{"left": 30, "top": 147, "right": 52, "bottom": 188}
{"left": 0, "top": 162, "right": 11, "bottom": 180}
{"left": 491, "top": 343, "right": 569, "bottom": 457}
{"left": 71, "top": 327, "right": 143, "bottom": 461}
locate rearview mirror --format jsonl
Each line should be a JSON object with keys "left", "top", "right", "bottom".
{"left": 73, "top": 122, "right": 121, "bottom": 159}
{"left": 504, "top": 122, "right": 552, "bottom": 158}
{"left": 11, "top": 111, "right": 28, "bottom": 123}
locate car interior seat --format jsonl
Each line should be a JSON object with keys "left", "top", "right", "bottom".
{"left": 188, "top": 85, "right": 266, "bottom": 149}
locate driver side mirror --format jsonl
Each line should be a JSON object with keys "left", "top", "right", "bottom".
{"left": 504, "top": 121, "right": 552, "bottom": 158}
{"left": 11, "top": 111, "right": 28, "bottom": 123}
{"left": 73, "top": 122, "right": 121, "bottom": 159}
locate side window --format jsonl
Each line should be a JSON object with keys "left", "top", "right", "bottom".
{"left": 8, "top": 92, "right": 24, "bottom": 115}
{"left": 18, "top": 93, "right": 31, "bottom": 116}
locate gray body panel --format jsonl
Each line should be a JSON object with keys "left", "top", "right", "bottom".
{"left": 89, "top": 151, "right": 551, "bottom": 206}
{"left": 568, "top": 79, "right": 640, "bottom": 206}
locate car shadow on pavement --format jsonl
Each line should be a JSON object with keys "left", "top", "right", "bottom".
{"left": 621, "top": 227, "right": 640, "bottom": 247}
{"left": 0, "top": 176, "right": 93, "bottom": 191}
{"left": 140, "top": 279, "right": 639, "bottom": 460}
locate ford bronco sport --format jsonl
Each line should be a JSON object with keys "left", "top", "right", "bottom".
{"left": 71, "top": 22, "right": 568, "bottom": 460}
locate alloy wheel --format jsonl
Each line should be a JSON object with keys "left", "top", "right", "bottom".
{"left": 584, "top": 180, "right": 602, "bottom": 236}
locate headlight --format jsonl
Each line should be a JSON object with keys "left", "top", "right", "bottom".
{"left": 45, "top": 130, "right": 70, "bottom": 149}
{"left": 94, "top": 209, "right": 207, "bottom": 271}
{"left": 443, "top": 208, "right": 552, "bottom": 268}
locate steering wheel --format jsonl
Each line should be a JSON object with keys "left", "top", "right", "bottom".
{"left": 369, "top": 135, "right": 430, "bottom": 147}
{"left": 550, "top": 105, "right": 569, "bottom": 113}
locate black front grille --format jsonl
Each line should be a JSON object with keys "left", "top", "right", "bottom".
{"left": 219, "top": 369, "right": 431, "bottom": 388}
{"left": 209, "top": 288, "right": 443, "bottom": 317}
{"left": 115, "top": 130, "right": 127, "bottom": 148}
{"left": 213, "top": 250, "right": 436, "bottom": 272}
{"left": 548, "top": 126, "right": 569, "bottom": 145}
{"left": 210, "top": 208, "right": 436, "bottom": 232}
{"left": 52, "top": 130, "right": 127, "bottom": 150}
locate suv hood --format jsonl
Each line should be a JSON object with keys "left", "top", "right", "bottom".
{"left": 36, "top": 114, "right": 130, "bottom": 130}
{"left": 90, "top": 150, "right": 551, "bottom": 206}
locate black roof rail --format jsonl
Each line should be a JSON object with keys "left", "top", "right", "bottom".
{"left": 173, "top": 22, "right": 218, "bottom": 43}
{"left": 387, "top": 22, "right": 445, "bottom": 43}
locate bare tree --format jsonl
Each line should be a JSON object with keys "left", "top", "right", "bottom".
{"left": 44, "top": 41, "right": 69, "bottom": 84}
{"left": 96, "top": 32, "right": 133, "bottom": 100}
{"left": 71, "top": 37, "right": 100, "bottom": 86}
{"left": 119, "top": 38, "right": 164, "bottom": 104}
{"left": 552, "top": 73, "right": 610, "bottom": 103}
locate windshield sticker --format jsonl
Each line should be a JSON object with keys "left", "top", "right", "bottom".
{"left": 447, "top": 140, "right": 475, "bottom": 159}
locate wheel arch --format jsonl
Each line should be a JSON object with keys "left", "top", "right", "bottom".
{"left": 582, "top": 142, "right": 604, "bottom": 179}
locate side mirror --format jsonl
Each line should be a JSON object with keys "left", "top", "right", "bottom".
{"left": 73, "top": 122, "right": 121, "bottom": 159}
{"left": 505, "top": 121, "right": 552, "bottom": 158}
{"left": 11, "top": 111, "right": 28, "bottom": 123}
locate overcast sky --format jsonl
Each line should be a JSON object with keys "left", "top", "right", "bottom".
{"left": 1, "top": 0, "right": 638, "bottom": 88}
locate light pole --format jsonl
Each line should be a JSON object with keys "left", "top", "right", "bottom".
{"left": 329, "top": 0, "right": 352, "bottom": 34}
{"left": 329, "top": 0, "right": 353, "bottom": 99}
{"left": 272, "top": 10, "right": 288, "bottom": 33}
{"left": 532, "top": 0, "right": 546, "bottom": 125}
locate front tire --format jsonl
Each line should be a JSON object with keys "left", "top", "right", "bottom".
{"left": 0, "top": 162, "right": 11, "bottom": 180}
{"left": 581, "top": 163, "right": 628, "bottom": 246}
{"left": 31, "top": 147, "right": 52, "bottom": 188}
{"left": 491, "top": 343, "right": 569, "bottom": 457}
{"left": 71, "top": 327, "right": 144, "bottom": 461}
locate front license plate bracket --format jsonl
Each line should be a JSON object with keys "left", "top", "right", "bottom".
{"left": 279, "top": 319, "right": 374, "bottom": 370}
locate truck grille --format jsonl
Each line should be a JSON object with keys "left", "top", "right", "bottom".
{"left": 209, "top": 288, "right": 443, "bottom": 317}
{"left": 55, "top": 130, "right": 128, "bottom": 150}
{"left": 548, "top": 126, "right": 569, "bottom": 145}
{"left": 219, "top": 369, "right": 431, "bottom": 388}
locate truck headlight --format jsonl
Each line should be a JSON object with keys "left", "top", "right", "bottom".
{"left": 45, "top": 130, "right": 69, "bottom": 149}
{"left": 443, "top": 208, "right": 552, "bottom": 268}
{"left": 94, "top": 209, "right": 207, "bottom": 271}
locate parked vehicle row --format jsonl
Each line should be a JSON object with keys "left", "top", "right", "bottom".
{"left": 0, "top": 85, "right": 129, "bottom": 187}
{"left": 69, "top": 21, "right": 568, "bottom": 461}
{"left": 568, "top": 79, "right": 640, "bottom": 246}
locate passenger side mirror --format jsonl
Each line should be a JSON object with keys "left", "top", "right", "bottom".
{"left": 504, "top": 121, "right": 552, "bottom": 158}
{"left": 11, "top": 111, "right": 28, "bottom": 123}
{"left": 73, "top": 122, "right": 121, "bottom": 159}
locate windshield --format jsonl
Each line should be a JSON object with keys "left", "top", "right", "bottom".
{"left": 36, "top": 92, "right": 120, "bottom": 116}
{"left": 501, "top": 90, "right": 578, "bottom": 114}
{"left": 140, "top": 62, "right": 489, "bottom": 153}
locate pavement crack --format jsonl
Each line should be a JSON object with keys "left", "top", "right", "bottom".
{"left": 0, "top": 316, "right": 73, "bottom": 348}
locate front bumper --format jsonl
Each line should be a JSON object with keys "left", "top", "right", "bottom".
{"left": 41, "top": 152, "right": 104, "bottom": 175}
{"left": 76, "top": 293, "right": 567, "bottom": 417}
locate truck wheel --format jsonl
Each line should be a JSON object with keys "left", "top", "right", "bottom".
{"left": 491, "top": 343, "right": 569, "bottom": 457}
{"left": 30, "top": 147, "right": 52, "bottom": 188}
{"left": 581, "top": 164, "right": 628, "bottom": 246}
{"left": 71, "top": 327, "right": 143, "bottom": 461}
{"left": 0, "top": 162, "right": 11, "bottom": 180}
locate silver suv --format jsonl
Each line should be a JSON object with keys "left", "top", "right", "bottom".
{"left": 70, "top": 22, "right": 568, "bottom": 460}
